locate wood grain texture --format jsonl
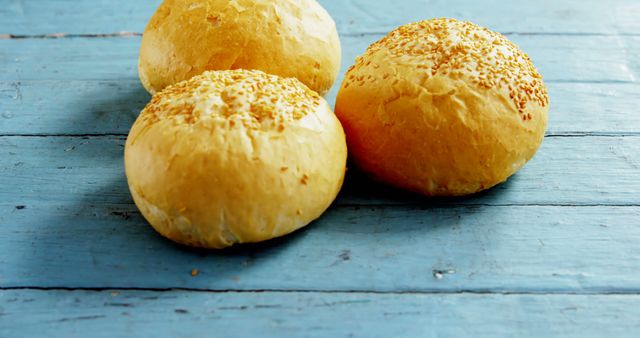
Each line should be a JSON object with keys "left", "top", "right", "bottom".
{"left": 1, "top": 200, "right": 639, "bottom": 291}
{"left": 1, "top": 135, "right": 639, "bottom": 207}
{"left": 1, "top": 0, "right": 639, "bottom": 35}
{"left": 1, "top": 81, "right": 639, "bottom": 136}
{"left": 0, "top": 81, "right": 148, "bottom": 135}
{"left": 1, "top": 0, "right": 640, "bottom": 335}
{"left": 2, "top": 290, "right": 640, "bottom": 338}
{"left": 1, "top": 34, "right": 638, "bottom": 83}
{"left": 0, "top": 34, "right": 638, "bottom": 136}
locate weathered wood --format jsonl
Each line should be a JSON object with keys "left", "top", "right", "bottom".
{"left": 1, "top": 135, "right": 638, "bottom": 207}
{"left": 1, "top": 0, "right": 640, "bottom": 334}
{"left": 0, "top": 81, "right": 148, "bottom": 135}
{"left": 1, "top": 200, "right": 639, "bottom": 291}
{"left": 1, "top": 34, "right": 638, "bottom": 84}
{"left": 1, "top": 81, "right": 639, "bottom": 136}
{"left": 2, "top": 290, "right": 640, "bottom": 338}
{"left": 1, "top": 0, "right": 639, "bottom": 36}
{"left": 0, "top": 34, "right": 638, "bottom": 136}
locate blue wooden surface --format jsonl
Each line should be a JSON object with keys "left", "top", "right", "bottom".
{"left": 2, "top": 291, "right": 640, "bottom": 338}
{"left": 1, "top": 0, "right": 640, "bottom": 337}
{"left": 1, "top": 0, "right": 639, "bottom": 35}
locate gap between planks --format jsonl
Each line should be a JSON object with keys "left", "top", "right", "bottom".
{"left": 2, "top": 203, "right": 640, "bottom": 208}
{"left": 2, "top": 31, "right": 640, "bottom": 40}
{"left": 0, "top": 32, "right": 141, "bottom": 39}
{"left": 0, "top": 80, "right": 635, "bottom": 84}
{"left": 2, "top": 133, "right": 640, "bottom": 138}
{"left": 2, "top": 286, "right": 640, "bottom": 296}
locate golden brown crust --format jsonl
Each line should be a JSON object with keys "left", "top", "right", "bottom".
{"left": 126, "top": 70, "right": 347, "bottom": 249}
{"left": 335, "top": 18, "right": 549, "bottom": 196}
{"left": 138, "top": 0, "right": 341, "bottom": 96}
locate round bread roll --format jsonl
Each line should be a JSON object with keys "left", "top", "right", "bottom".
{"left": 335, "top": 18, "right": 549, "bottom": 196}
{"left": 125, "top": 69, "right": 347, "bottom": 249}
{"left": 138, "top": 0, "right": 341, "bottom": 96}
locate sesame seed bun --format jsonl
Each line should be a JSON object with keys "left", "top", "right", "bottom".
{"left": 125, "top": 70, "right": 347, "bottom": 249}
{"left": 138, "top": 0, "right": 341, "bottom": 96}
{"left": 335, "top": 18, "right": 549, "bottom": 196}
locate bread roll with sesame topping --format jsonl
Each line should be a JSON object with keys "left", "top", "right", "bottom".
{"left": 125, "top": 70, "right": 347, "bottom": 249}
{"left": 139, "top": 0, "right": 341, "bottom": 96}
{"left": 335, "top": 18, "right": 549, "bottom": 196}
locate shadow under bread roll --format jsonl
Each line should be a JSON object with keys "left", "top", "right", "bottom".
{"left": 126, "top": 70, "right": 347, "bottom": 249}
{"left": 336, "top": 18, "right": 549, "bottom": 196}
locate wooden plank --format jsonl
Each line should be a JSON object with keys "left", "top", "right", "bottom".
{"left": 0, "top": 0, "right": 160, "bottom": 36}
{"left": 324, "top": 0, "right": 640, "bottom": 35}
{"left": 0, "top": 34, "right": 638, "bottom": 136}
{"left": 2, "top": 290, "right": 640, "bottom": 338}
{"left": 341, "top": 135, "right": 640, "bottom": 206}
{"left": 1, "top": 0, "right": 639, "bottom": 35}
{"left": 1, "top": 81, "right": 639, "bottom": 136}
{"left": 0, "top": 0, "right": 637, "bottom": 333}
{"left": 1, "top": 34, "right": 638, "bottom": 84}
{"left": 0, "top": 81, "right": 148, "bottom": 135}
{"left": 1, "top": 200, "right": 640, "bottom": 291}
{"left": 1, "top": 136, "right": 639, "bottom": 207}
{"left": 0, "top": 38, "right": 139, "bottom": 81}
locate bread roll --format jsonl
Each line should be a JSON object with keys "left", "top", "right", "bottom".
{"left": 335, "top": 18, "right": 549, "bottom": 196}
{"left": 125, "top": 70, "right": 347, "bottom": 249}
{"left": 139, "top": 0, "right": 341, "bottom": 96}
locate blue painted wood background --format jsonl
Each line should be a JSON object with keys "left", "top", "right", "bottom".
{"left": 1, "top": 0, "right": 639, "bottom": 337}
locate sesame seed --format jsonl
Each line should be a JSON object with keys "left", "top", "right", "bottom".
{"left": 342, "top": 18, "right": 548, "bottom": 114}
{"left": 139, "top": 69, "right": 321, "bottom": 131}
